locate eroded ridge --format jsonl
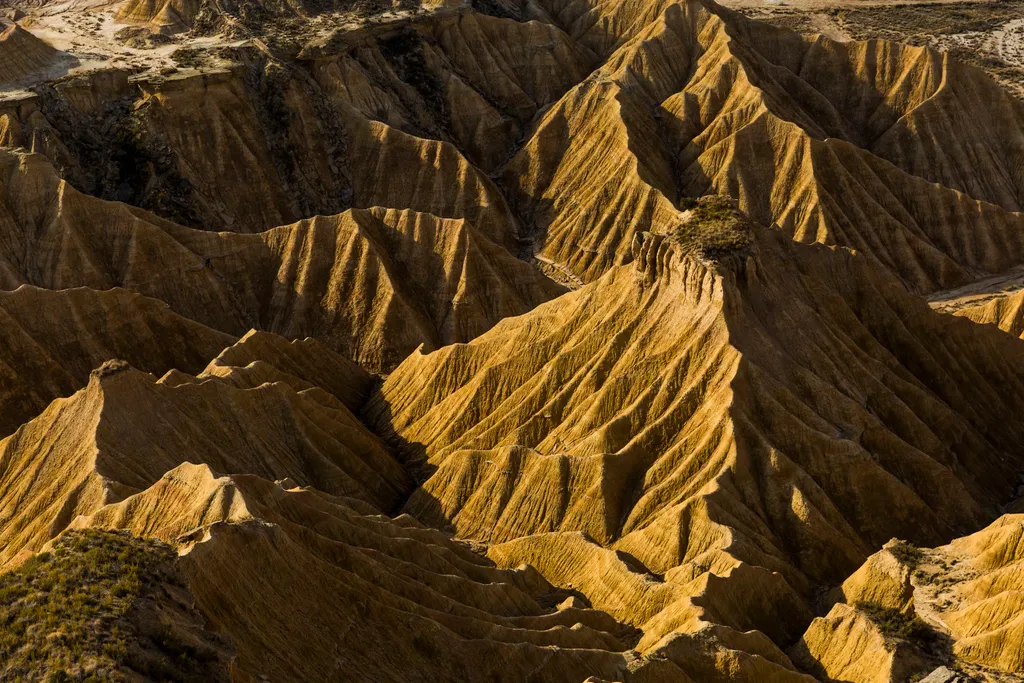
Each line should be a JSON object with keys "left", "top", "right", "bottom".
{"left": 0, "top": 0, "right": 1023, "bottom": 679}
{"left": 369, "top": 201, "right": 1024, "bottom": 669}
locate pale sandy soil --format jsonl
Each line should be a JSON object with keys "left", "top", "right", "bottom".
{"left": 3, "top": 0, "right": 1019, "bottom": 91}
{"left": 1, "top": 0, "right": 425, "bottom": 93}
{"left": 720, "top": 0, "right": 992, "bottom": 9}
{"left": 929, "top": 265, "right": 1024, "bottom": 314}
{"left": 734, "top": 0, "right": 1024, "bottom": 97}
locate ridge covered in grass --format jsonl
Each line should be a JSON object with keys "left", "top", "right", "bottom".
{"left": 0, "top": 530, "right": 231, "bottom": 682}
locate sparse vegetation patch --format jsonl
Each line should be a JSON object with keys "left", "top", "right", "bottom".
{"left": 888, "top": 539, "right": 925, "bottom": 567}
{"left": 0, "top": 529, "right": 229, "bottom": 682}
{"left": 855, "top": 601, "right": 937, "bottom": 651}
{"left": 672, "top": 196, "right": 754, "bottom": 262}
{"left": 170, "top": 48, "right": 205, "bottom": 69}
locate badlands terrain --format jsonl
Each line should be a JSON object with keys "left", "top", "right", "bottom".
{"left": 1, "top": 0, "right": 1024, "bottom": 679}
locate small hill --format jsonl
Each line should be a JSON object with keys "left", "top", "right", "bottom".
{"left": 65, "top": 462, "right": 813, "bottom": 682}
{"left": 941, "top": 288, "right": 1024, "bottom": 340}
{"left": 201, "top": 329, "right": 373, "bottom": 412}
{"left": 0, "top": 285, "right": 235, "bottom": 437}
{"left": 115, "top": 0, "right": 203, "bottom": 34}
{"left": 0, "top": 150, "right": 562, "bottom": 371}
{"left": 793, "top": 515, "right": 1024, "bottom": 681}
{"left": 0, "top": 24, "right": 73, "bottom": 87}
{"left": 0, "top": 348, "right": 410, "bottom": 569}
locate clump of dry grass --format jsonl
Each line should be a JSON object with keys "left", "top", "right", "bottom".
{"left": 673, "top": 195, "right": 754, "bottom": 262}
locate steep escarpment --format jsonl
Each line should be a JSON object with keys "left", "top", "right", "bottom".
{"left": 935, "top": 285, "right": 1024, "bottom": 343}
{"left": 0, "top": 24, "right": 75, "bottom": 87}
{"left": 0, "top": 10, "right": 585, "bottom": 238}
{"left": 1, "top": 0, "right": 1024, "bottom": 678}
{"left": 368, "top": 202, "right": 1024, "bottom": 651}
{"left": 0, "top": 285, "right": 234, "bottom": 437}
{"left": 62, "top": 461, "right": 816, "bottom": 682}
{"left": 67, "top": 463, "right": 640, "bottom": 682}
{"left": 4, "top": 0, "right": 1024, "bottom": 299}
{"left": 259, "top": 207, "right": 565, "bottom": 368}
{"left": 199, "top": 328, "right": 373, "bottom": 411}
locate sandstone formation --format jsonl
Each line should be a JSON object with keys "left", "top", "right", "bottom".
{"left": 115, "top": 0, "right": 204, "bottom": 33}
{"left": 938, "top": 287, "right": 1024, "bottom": 343}
{"left": 0, "top": 285, "right": 234, "bottom": 436}
{"left": 0, "top": 0, "right": 1021, "bottom": 679}
{"left": 61, "top": 462, "right": 818, "bottom": 682}
{"left": 69, "top": 463, "right": 642, "bottom": 682}
{"left": 0, "top": 0, "right": 1019, "bottom": 298}
{"left": 0, "top": 351, "right": 410, "bottom": 569}
{"left": 794, "top": 517, "right": 1024, "bottom": 681}
{"left": 369, "top": 200, "right": 1024, "bottom": 656}
{"left": 941, "top": 516, "right": 1024, "bottom": 674}
{"left": 790, "top": 602, "right": 929, "bottom": 683}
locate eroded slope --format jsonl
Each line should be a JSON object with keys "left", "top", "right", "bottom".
{"left": 0, "top": 335, "right": 409, "bottom": 569}
{"left": 793, "top": 515, "right": 1024, "bottom": 682}
{"left": 0, "top": 149, "right": 561, "bottom": 370}
{"left": 6, "top": 0, "right": 1024, "bottom": 301}
{"left": 369, "top": 200, "right": 1024, "bottom": 652}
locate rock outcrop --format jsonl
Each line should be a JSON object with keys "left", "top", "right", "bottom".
{"left": 5, "top": 0, "right": 1024, "bottom": 299}
{"left": 794, "top": 515, "right": 1024, "bottom": 681}
{"left": 0, "top": 345, "right": 410, "bottom": 569}
{"left": 0, "top": 24, "right": 74, "bottom": 87}
{"left": 0, "top": 285, "right": 234, "bottom": 436}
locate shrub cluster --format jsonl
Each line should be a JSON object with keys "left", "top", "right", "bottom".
{"left": 0, "top": 529, "right": 220, "bottom": 682}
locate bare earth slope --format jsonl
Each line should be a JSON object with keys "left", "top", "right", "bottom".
{"left": 0, "top": 23, "right": 75, "bottom": 87}
{"left": 793, "top": 515, "right": 1024, "bottom": 681}
{"left": 503, "top": 0, "right": 1024, "bottom": 292}
{"left": 4, "top": 0, "right": 1024, "bottom": 299}
{"left": 0, "top": 0, "right": 1022, "bottom": 679}
{"left": 0, "top": 347, "right": 410, "bottom": 569}
{"left": 369, "top": 201, "right": 1024, "bottom": 654}
{"left": 0, "top": 284, "right": 234, "bottom": 437}
{"left": 59, "top": 459, "right": 821, "bottom": 682}
{"left": 0, "top": 149, "right": 562, "bottom": 370}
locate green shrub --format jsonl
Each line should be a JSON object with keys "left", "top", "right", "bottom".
{"left": 888, "top": 540, "right": 924, "bottom": 567}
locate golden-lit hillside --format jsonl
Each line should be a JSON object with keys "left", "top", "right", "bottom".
{"left": 0, "top": 0, "right": 1022, "bottom": 679}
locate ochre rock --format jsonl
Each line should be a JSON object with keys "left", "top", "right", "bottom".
{"left": 790, "top": 603, "right": 927, "bottom": 683}
{"left": 799, "top": 515, "right": 1024, "bottom": 678}
{"left": 0, "top": 284, "right": 234, "bottom": 436}
{"left": 370, "top": 204, "right": 1024, "bottom": 647}
{"left": 0, "top": 24, "right": 71, "bottom": 86}
{"left": 0, "top": 149, "right": 561, "bottom": 370}
{"left": 0, "top": 351, "right": 410, "bottom": 569}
